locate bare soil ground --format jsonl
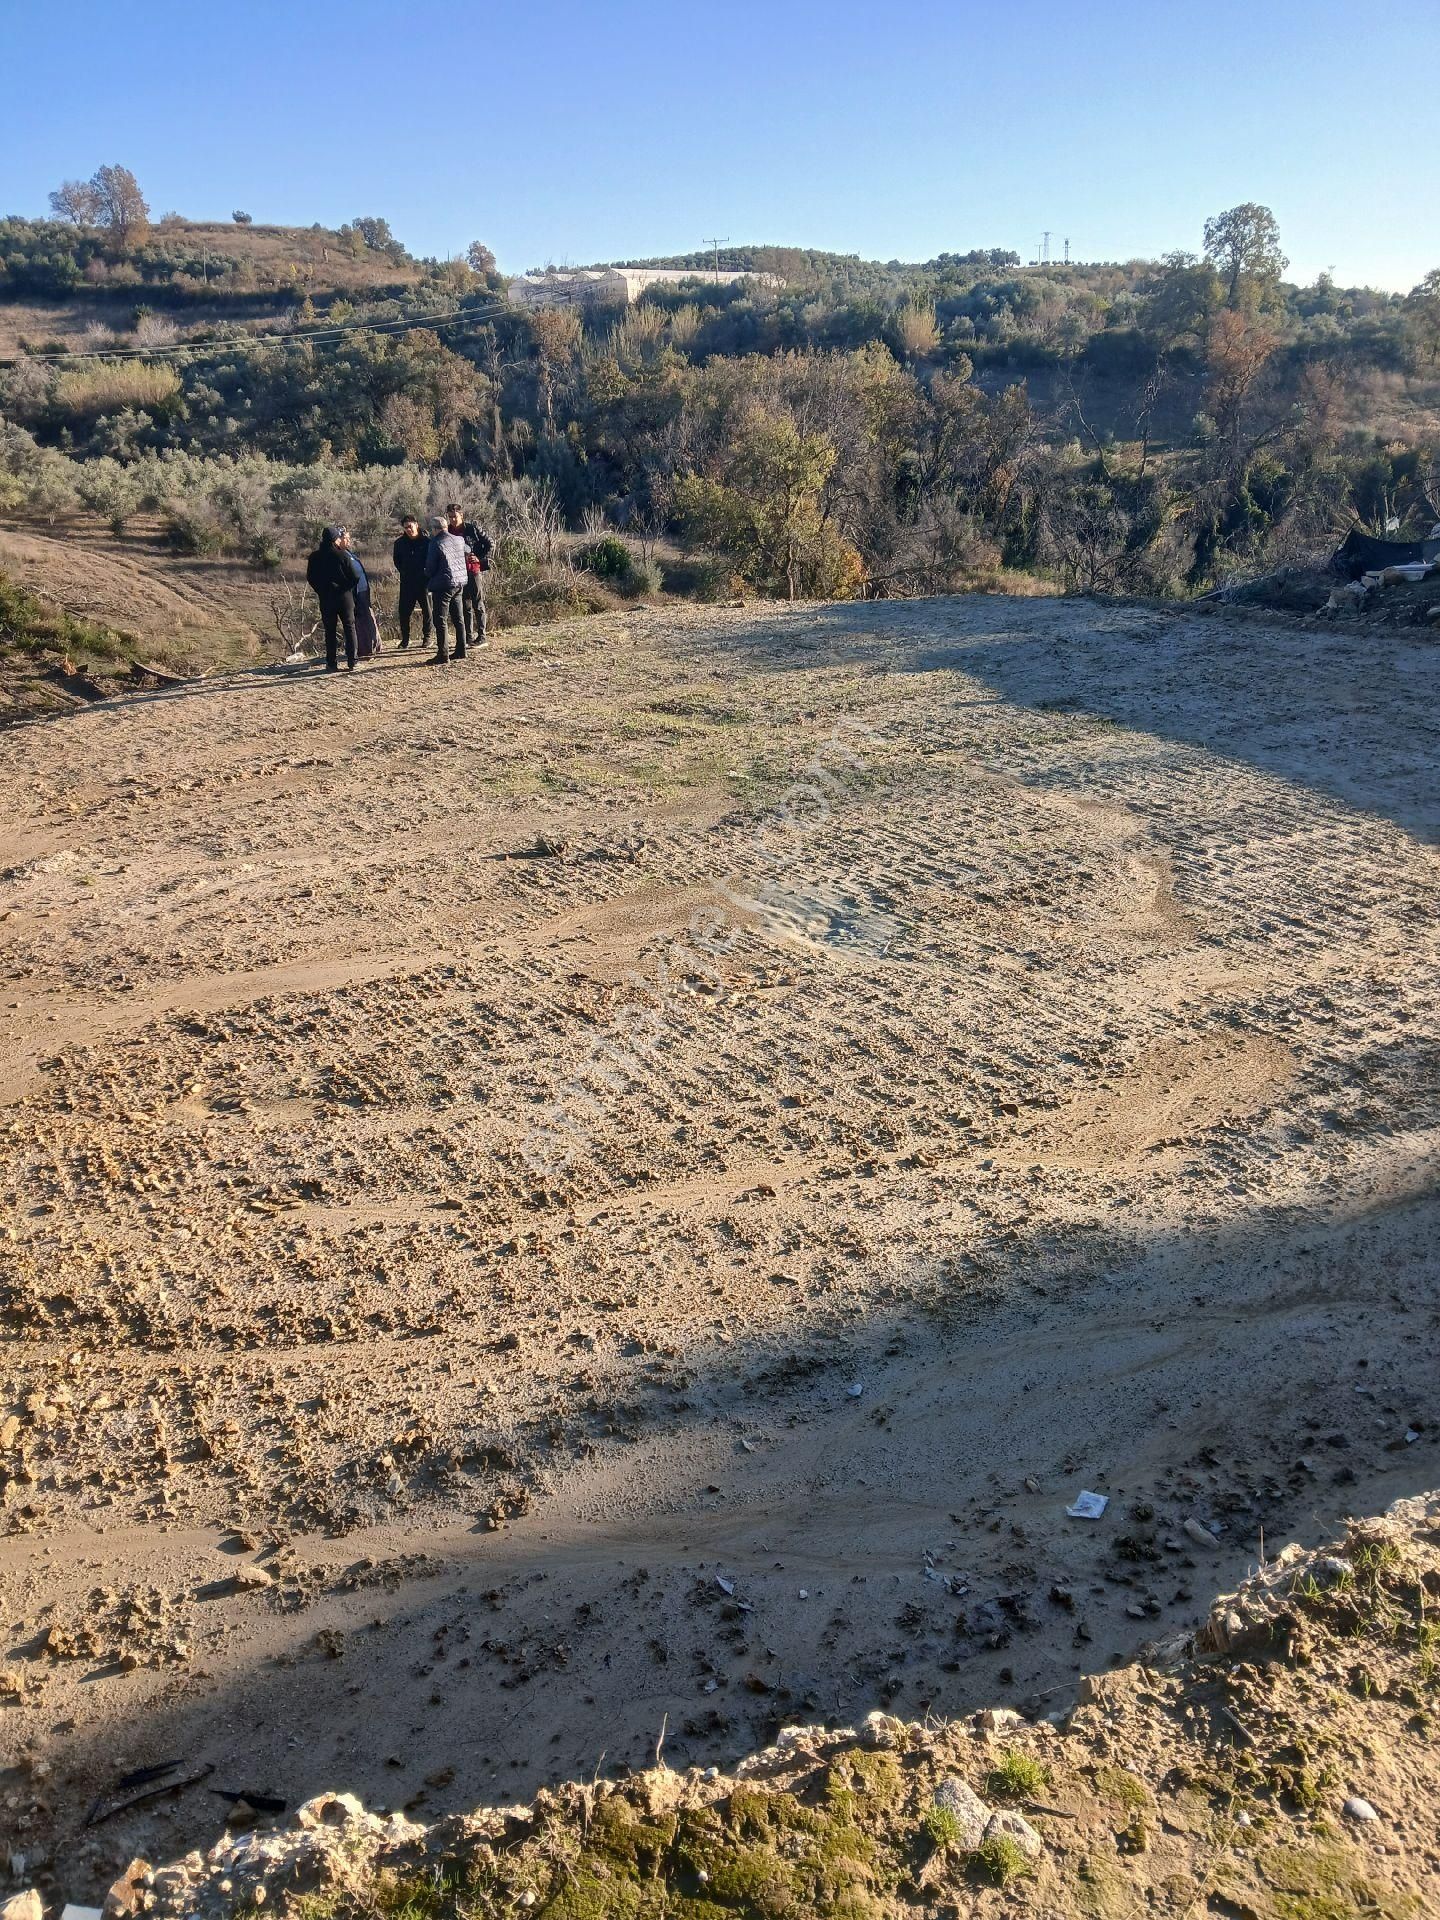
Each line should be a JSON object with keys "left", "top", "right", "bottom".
{"left": 0, "top": 594, "right": 1437, "bottom": 1905}
{"left": 121, "top": 1496, "right": 1440, "bottom": 1920}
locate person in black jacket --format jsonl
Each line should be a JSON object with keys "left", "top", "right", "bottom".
{"left": 445, "top": 502, "right": 493, "bottom": 650}
{"left": 392, "top": 515, "right": 433, "bottom": 651}
{"left": 304, "top": 524, "right": 361, "bottom": 672}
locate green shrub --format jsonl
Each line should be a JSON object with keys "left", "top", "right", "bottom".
{"left": 987, "top": 1750, "right": 1048, "bottom": 1801}
{"left": 920, "top": 1805, "right": 962, "bottom": 1850}
{"left": 0, "top": 566, "right": 128, "bottom": 664}
{"left": 971, "top": 1834, "right": 1031, "bottom": 1886}
{"left": 496, "top": 533, "right": 539, "bottom": 572}
{"left": 164, "top": 503, "right": 228, "bottom": 555}
{"left": 579, "top": 533, "right": 635, "bottom": 582}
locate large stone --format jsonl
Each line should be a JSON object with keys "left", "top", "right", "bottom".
{"left": 2, "top": 1893, "right": 43, "bottom": 1920}
{"left": 296, "top": 1792, "right": 367, "bottom": 1831}
{"left": 932, "top": 1777, "right": 990, "bottom": 1849}
{"left": 102, "top": 1860, "right": 152, "bottom": 1920}
{"left": 982, "top": 1809, "right": 1044, "bottom": 1860}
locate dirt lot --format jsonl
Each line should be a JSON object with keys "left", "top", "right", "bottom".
{"left": 0, "top": 595, "right": 1437, "bottom": 1900}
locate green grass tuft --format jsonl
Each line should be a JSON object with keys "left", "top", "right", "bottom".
{"left": 987, "top": 1748, "right": 1048, "bottom": 1801}
{"left": 971, "top": 1833, "right": 1032, "bottom": 1886}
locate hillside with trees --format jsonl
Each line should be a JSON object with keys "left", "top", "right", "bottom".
{"left": 2, "top": 174, "right": 1439, "bottom": 667}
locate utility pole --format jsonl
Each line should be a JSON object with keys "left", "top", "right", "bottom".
{"left": 707, "top": 235, "right": 730, "bottom": 284}
{"left": 1041, "top": 231, "right": 1051, "bottom": 266}
{"left": 1063, "top": 237, "right": 1070, "bottom": 266}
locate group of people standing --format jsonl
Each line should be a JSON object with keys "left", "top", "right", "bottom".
{"left": 305, "top": 505, "right": 494, "bottom": 672}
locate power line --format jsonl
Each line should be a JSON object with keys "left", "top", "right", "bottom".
{"left": 0, "top": 299, "right": 514, "bottom": 368}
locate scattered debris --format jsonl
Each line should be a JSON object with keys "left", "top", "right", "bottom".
{"left": 85, "top": 1765, "right": 215, "bottom": 1827}
{"left": 210, "top": 1789, "right": 289, "bottom": 1817}
{"left": 1066, "top": 1491, "right": 1108, "bottom": 1520}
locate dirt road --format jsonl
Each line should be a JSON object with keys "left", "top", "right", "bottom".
{"left": 1, "top": 595, "right": 1437, "bottom": 1896}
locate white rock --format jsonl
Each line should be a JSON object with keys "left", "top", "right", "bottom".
{"left": 233, "top": 1566, "right": 274, "bottom": 1591}
{"left": 977, "top": 1707, "right": 1026, "bottom": 1734}
{"left": 1343, "top": 1796, "right": 1379, "bottom": 1822}
{"left": 982, "top": 1808, "right": 1043, "bottom": 1860}
{"left": 1183, "top": 1519, "right": 1220, "bottom": 1550}
{"left": 932, "top": 1776, "right": 990, "bottom": 1848}
{"left": 1311, "top": 1556, "right": 1352, "bottom": 1589}
{"left": 296, "top": 1792, "right": 366, "bottom": 1830}
{"left": 2, "top": 1893, "right": 43, "bottom": 1920}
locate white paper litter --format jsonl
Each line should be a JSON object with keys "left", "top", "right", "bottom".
{"left": 1065, "top": 1491, "right": 1108, "bottom": 1519}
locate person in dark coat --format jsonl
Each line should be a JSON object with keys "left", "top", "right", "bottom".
{"left": 392, "top": 515, "right": 433, "bottom": 651}
{"left": 305, "top": 524, "right": 361, "bottom": 672}
{"left": 445, "top": 502, "right": 493, "bottom": 649}
{"left": 424, "top": 515, "right": 469, "bottom": 664}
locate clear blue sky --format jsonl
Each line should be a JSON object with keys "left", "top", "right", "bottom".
{"left": 1, "top": 0, "right": 1430, "bottom": 292}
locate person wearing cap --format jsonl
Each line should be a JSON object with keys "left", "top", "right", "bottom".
{"left": 305, "top": 524, "right": 362, "bottom": 672}
{"left": 392, "top": 515, "right": 433, "bottom": 651}
{"left": 424, "top": 514, "right": 469, "bottom": 664}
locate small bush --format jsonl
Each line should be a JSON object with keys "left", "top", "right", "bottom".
{"left": 579, "top": 533, "right": 635, "bottom": 582}
{"left": 987, "top": 1750, "right": 1048, "bottom": 1801}
{"left": 164, "top": 503, "right": 228, "bottom": 555}
{"left": 920, "top": 1805, "right": 962, "bottom": 1850}
{"left": 496, "top": 533, "right": 539, "bottom": 572}
{"left": 971, "top": 1834, "right": 1031, "bottom": 1887}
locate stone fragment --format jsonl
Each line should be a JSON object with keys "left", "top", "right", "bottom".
{"left": 2, "top": 1893, "right": 43, "bottom": 1920}
{"left": 982, "top": 1808, "right": 1043, "bottom": 1860}
{"left": 977, "top": 1707, "right": 1025, "bottom": 1734}
{"left": 1342, "top": 1796, "right": 1379, "bottom": 1822}
{"left": 932, "top": 1776, "right": 989, "bottom": 1848}
{"left": 296, "top": 1791, "right": 367, "bottom": 1830}
{"left": 102, "top": 1859, "right": 151, "bottom": 1920}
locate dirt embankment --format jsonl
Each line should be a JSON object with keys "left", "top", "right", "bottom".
{"left": 34, "top": 1497, "right": 1440, "bottom": 1920}
{"left": 0, "top": 594, "right": 1437, "bottom": 1907}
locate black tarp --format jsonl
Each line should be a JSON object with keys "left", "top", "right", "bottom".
{"left": 1331, "top": 528, "right": 1439, "bottom": 578}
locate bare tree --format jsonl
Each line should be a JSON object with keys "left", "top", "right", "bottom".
{"left": 269, "top": 580, "right": 320, "bottom": 661}
{"left": 49, "top": 179, "right": 102, "bottom": 225}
